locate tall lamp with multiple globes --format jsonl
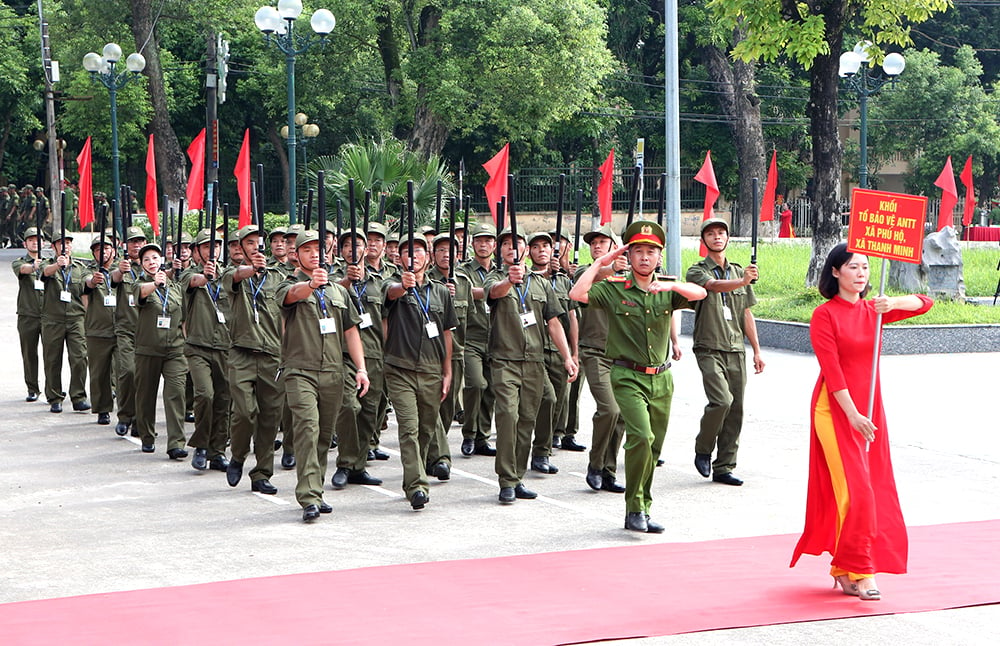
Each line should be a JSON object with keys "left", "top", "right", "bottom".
{"left": 280, "top": 112, "right": 320, "bottom": 194}
{"left": 838, "top": 42, "right": 905, "bottom": 190}
{"left": 255, "top": 0, "right": 335, "bottom": 225}
{"left": 82, "top": 43, "right": 146, "bottom": 234}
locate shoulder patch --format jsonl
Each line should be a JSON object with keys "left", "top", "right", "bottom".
{"left": 607, "top": 275, "right": 628, "bottom": 283}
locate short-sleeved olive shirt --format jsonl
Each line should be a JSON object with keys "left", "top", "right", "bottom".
{"left": 331, "top": 266, "right": 386, "bottom": 361}
{"left": 113, "top": 261, "right": 143, "bottom": 336}
{"left": 223, "top": 265, "right": 283, "bottom": 356}
{"left": 458, "top": 258, "right": 493, "bottom": 349}
{"left": 133, "top": 277, "right": 186, "bottom": 357}
{"left": 83, "top": 264, "right": 116, "bottom": 337}
{"left": 12, "top": 254, "right": 44, "bottom": 318}
{"left": 41, "top": 258, "right": 87, "bottom": 321}
{"left": 484, "top": 268, "right": 564, "bottom": 363}
{"left": 383, "top": 276, "right": 458, "bottom": 373}
{"left": 180, "top": 264, "right": 231, "bottom": 351}
{"left": 428, "top": 265, "right": 471, "bottom": 359}
{"left": 276, "top": 271, "right": 360, "bottom": 372}
{"left": 685, "top": 257, "right": 756, "bottom": 353}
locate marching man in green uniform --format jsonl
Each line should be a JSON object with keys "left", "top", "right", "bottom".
{"left": 12, "top": 227, "right": 46, "bottom": 401}
{"left": 82, "top": 232, "right": 118, "bottom": 425}
{"left": 364, "top": 221, "right": 398, "bottom": 461}
{"left": 223, "top": 225, "right": 284, "bottom": 495}
{"left": 383, "top": 235, "right": 459, "bottom": 510}
{"left": 40, "top": 231, "right": 90, "bottom": 413}
{"left": 686, "top": 218, "right": 764, "bottom": 486}
{"left": 485, "top": 228, "right": 578, "bottom": 504}
{"left": 110, "top": 226, "right": 148, "bottom": 436}
{"left": 570, "top": 221, "right": 706, "bottom": 533}
{"left": 181, "top": 230, "right": 232, "bottom": 473}
{"left": 277, "top": 230, "right": 369, "bottom": 522}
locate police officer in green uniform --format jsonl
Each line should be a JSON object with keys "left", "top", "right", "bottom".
{"left": 549, "top": 228, "right": 581, "bottom": 449}
{"left": 383, "top": 235, "right": 458, "bottom": 509}
{"left": 329, "top": 230, "right": 384, "bottom": 490}
{"left": 485, "top": 228, "right": 578, "bottom": 504}
{"left": 276, "top": 223, "right": 307, "bottom": 467}
{"left": 527, "top": 230, "right": 578, "bottom": 475}
{"left": 686, "top": 218, "right": 764, "bottom": 486}
{"left": 277, "top": 230, "right": 369, "bottom": 522}
{"left": 223, "top": 225, "right": 284, "bottom": 494}
{"left": 12, "top": 227, "right": 46, "bottom": 400}
{"left": 267, "top": 226, "right": 288, "bottom": 270}
{"left": 133, "top": 243, "right": 189, "bottom": 457}
{"left": 458, "top": 222, "right": 498, "bottom": 457}
{"left": 364, "top": 221, "right": 398, "bottom": 461}
{"left": 110, "top": 226, "right": 148, "bottom": 436}
{"left": 83, "top": 232, "right": 118, "bottom": 424}
{"left": 570, "top": 221, "right": 706, "bottom": 532}
{"left": 181, "top": 229, "right": 232, "bottom": 472}
{"left": 40, "top": 231, "right": 90, "bottom": 413}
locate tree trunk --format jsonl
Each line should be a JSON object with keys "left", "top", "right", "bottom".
{"left": 408, "top": 5, "right": 449, "bottom": 157}
{"left": 129, "top": 0, "right": 185, "bottom": 211}
{"left": 266, "top": 125, "right": 289, "bottom": 214}
{"left": 376, "top": 2, "right": 406, "bottom": 140}
{"left": 702, "top": 36, "right": 765, "bottom": 237}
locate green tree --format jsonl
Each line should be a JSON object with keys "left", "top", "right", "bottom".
{"left": 0, "top": 3, "right": 43, "bottom": 185}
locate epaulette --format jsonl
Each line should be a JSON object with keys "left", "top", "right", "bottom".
{"left": 607, "top": 275, "right": 628, "bottom": 282}
{"left": 656, "top": 274, "right": 677, "bottom": 281}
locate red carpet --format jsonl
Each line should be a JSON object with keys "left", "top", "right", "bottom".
{"left": 2, "top": 520, "right": 998, "bottom": 645}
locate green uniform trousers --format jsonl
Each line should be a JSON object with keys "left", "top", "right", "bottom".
{"left": 492, "top": 359, "right": 546, "bottom": 488}
{"left": 17, "top": 314, "right": 42, "bottom": 395}
{"left": 532, "top": 350, "right": 563, "bottom": 458}
{"left": 186, "top": 345, "right": 231, "bottom": 459}
{"left": 385, "top": 366, "right": 442, "bottom": 500}
{"left": 134, "top": 353, "right": 188, "bottom": 451}
{"left": 86, "top": 336, "right": 117, "bottom": 414}
{"left": 371, "top": 386, "right": 388, "bottom": 451}
{"left": 116, "top": 333, "right": 136, "bottom": 424}
{"left": 612, "top": 366, "right": 673, "bottom": 514}
{"left": 694, "top": 349, "right": 746, "bottom": 475}
{"left": 334, "top": 359, "right": 375, "bottom": 472}
{"left": 429, "top": 357, "right": 463, "bottom": 467}
{"left": 228, "top": 348, "right": 280, "bottom": 482}
{"left": 582, "top": 347, "right": 625, "bottom": 478}
{"left": 41, "top": 317, "right": 88, "bottom": 405}
{"left": 461, "top": 344, "right": 494, "bottom": 445}
{"left": 285, "top": 368, "right": 343, "bottom": 509}
{"left": 562, "top": 368, "right": 584, "bottom": 440}
{"left": 359, "top": 360, "right": 386, "bottom": 454}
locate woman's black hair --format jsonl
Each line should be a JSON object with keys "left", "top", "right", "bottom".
{"left": 817, "top": 243, "right": 870, "bottom": 299}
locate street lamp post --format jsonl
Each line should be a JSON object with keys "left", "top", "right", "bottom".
{"left": 280, "top": 112, "right": 320, "bottom": 194}
{"left": 839, "top": 42, "right": 905, "bottom": 190}
{"left": 255, "top": 0, "right": 335, "bottom": 225}
{"left": 83, "top": 43, "right": 146, "bottom": 234}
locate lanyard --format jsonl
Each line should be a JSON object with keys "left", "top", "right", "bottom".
{"left": 411, "top": 283, "right": 433, "bottom": 322}
{"left": 513, "top": 274, "right": 533, "bottom": 312}
{"left": 249, "top": 273, "right": 266, "bottom": 314}
{"left": 60, "top": 263, "right": 71, "bottom": 289}
{"left": 315, "top": 287, "right": 330, "bottom": 318}
{"left": 101, "top": 268, "right": 112, "bottom": 292}
{"left": 205, "top": 280, "right": 222, "bottom": 303}
{"left": 157, "top": 284, "right": 170, "bottom": 317}
{"left": 712, "top": 265, "right": 732, "bottom": 308}
{"left": 352, "top": 279, "right": 368, "bottom": 314}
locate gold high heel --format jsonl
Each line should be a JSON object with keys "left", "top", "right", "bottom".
{"left": 833, "top": 575, "right": 858, "bottom": 596}
{"left": 856, "top": 579, "right": 881, "bottom": 601}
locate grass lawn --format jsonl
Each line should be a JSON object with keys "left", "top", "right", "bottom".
{"left": 676, "top": 242, "right": 999, "bottom": 325}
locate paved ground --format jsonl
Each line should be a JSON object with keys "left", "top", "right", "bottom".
{"left": 1, "top": 248, "right": 996, "bottom": 644}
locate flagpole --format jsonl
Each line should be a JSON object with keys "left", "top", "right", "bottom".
{"left": 866, "top": 259, "right": 888, "bottom": 452}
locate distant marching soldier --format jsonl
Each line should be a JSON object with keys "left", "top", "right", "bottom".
{"left": 12, "top": 227, "right": 46, "bottom": 401}
{"left": 40, "top": 230, "right": 90, "bottom": 414}
{"left": 110, "top": 226, "right": 148, "bottom": 436}
{"left": 83, "top": 231, "right": 119, "bottom": 425}
{"left": 570, "top": 220, "right": 707, "bottom": 533}
{"left": 267, "top": 226, "right": 288, "bottom": 269}
{"left": 549, "top": 228, "right": 582, "bottom": 449}
{"left": 363, "top": 221, "right": 397, "bottom": 461}
{"left": 276, "top": 223, "right": 307, "bottom": 468}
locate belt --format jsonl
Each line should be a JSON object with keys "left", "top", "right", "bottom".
{"left": 612, "top": 359, "right": 670, "bottom": 375}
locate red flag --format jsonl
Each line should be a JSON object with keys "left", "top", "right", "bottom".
{"left": 760, "top": 150, "right": 778, "bottom": 222}
{"left": 934, "top": 156, "right": 958, "bottom": 231}
{"left": 597, "top": 148, "right": 615, "bottom": 225}
{"left": 483, "top": 143, "right": 509, "bottom": 225}
{"left": 186, "top": 128, "right": 206, "bottom": 211}
{"left": 960, "top": 155, "right": 975, "bottom": 227}
{"left": 76, "top": 137, "right": 94, "bottom": 229}
{"left": 234, "top": 129, "right": 251, "bottom": 228}
{"left": 694, "top": 151, "right": 720, "bottom": 256}
{"left": 144, "top": 134, "right": 159, "bottom": 236}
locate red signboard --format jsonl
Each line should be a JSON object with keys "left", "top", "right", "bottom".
{"left": 847, "top": 188, "right": 927, "bottom": 264}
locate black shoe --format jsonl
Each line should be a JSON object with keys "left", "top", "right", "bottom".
{"left": 410, "top": 490, "right": 428, "bottom": 510}
{"left": 167, "top": 448, "right": 188, "bottom": 460}
{"left": 274, "top": 439, "right": 282, "bottom": 451}
{"left": 331, "top": 467, "right": 350, "bottom": 490}
{"left": 370, "top": 448, "right": 390, "bottom": 461}
{"left": 454, "top": 409, "right": 465, "bottom": 425}
{"left": 252, "top": 479, "right": 278, "bottom": 495}
{"left": 281, "top": 452, "right": 296, "bottom": 469}
{"left": 319, "top": 502, "right": 332, "bottom": 514}
{"left": 601, "top": 473, "right": 626, "bottom": 493}
{"left": 585, "top": 466, "right": 603, "bottom": 491}
{"left": 227, "top": 460, "right": 244, "bottom": 487}
{"left": 347, "top": 470, "right": 383, "bottom": 486}
{"left": 514, "top": 483, "right": 537, "bottom": 500}
{"left": 695, "top": 453, "right": 712, "bottom": 478}
{"left": 130, "top": 425, "right": 139, "bottom": 438}
{"left": 498, "top": 487, "right": 516, "bottom": 504}
{"left": 552, "top": 435, "right": 562, "bottom": 449}
{"left": 645, "top": 514, "right": 665, "bottom": 534}
{"left": 530, "top": 456, "right": 557, "bottom": 474}
{"left": 330, "top": 434, "right": 338, "bottom": 449}
{"left": 49, "top": 402, "right": 62, "bottom": 414}
{"left": 432, "top": 462, "right": 451, "bottom": 481}
{"left": 97, "top": 412, "right": 111, "bottom": 425}
{"left": 185, "top": 411, "right": 195, "bottom": 423}
{"left": 656, "top": 459, "right": 664, "bottom": 467}
{"left": 72, "top": 400, "right": 91, "bottom": 412}
{"left": 473, "top": 443, "right": 497, "bottom": 457}
{"left": 191, "top": 448, "right": 208, "bottom": 471}
{"left": 625, "top": 512, "right": 648, "bottom": 532}
{"left": 302, "top": 504, "right": 320, "bottom": 522}
{"left": 115, "top": 421, "right": 129, "bottom": 437}
{"left": 25, "top": 392, "right": 39, "bottom": 402}
{"left": 461, "top": 438, "right": 475, "bottom": 456}
{"left": 209, "top": 456, "right": 229, "bottom": 472}
{"left": 560, "top": 436, "right": 586, "bottom": 452}
{"left": 141, "top": 443, "right": 155, "bottom": 453}
{"left": 713, "top": 472, "right": 744, "bottom": 486}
